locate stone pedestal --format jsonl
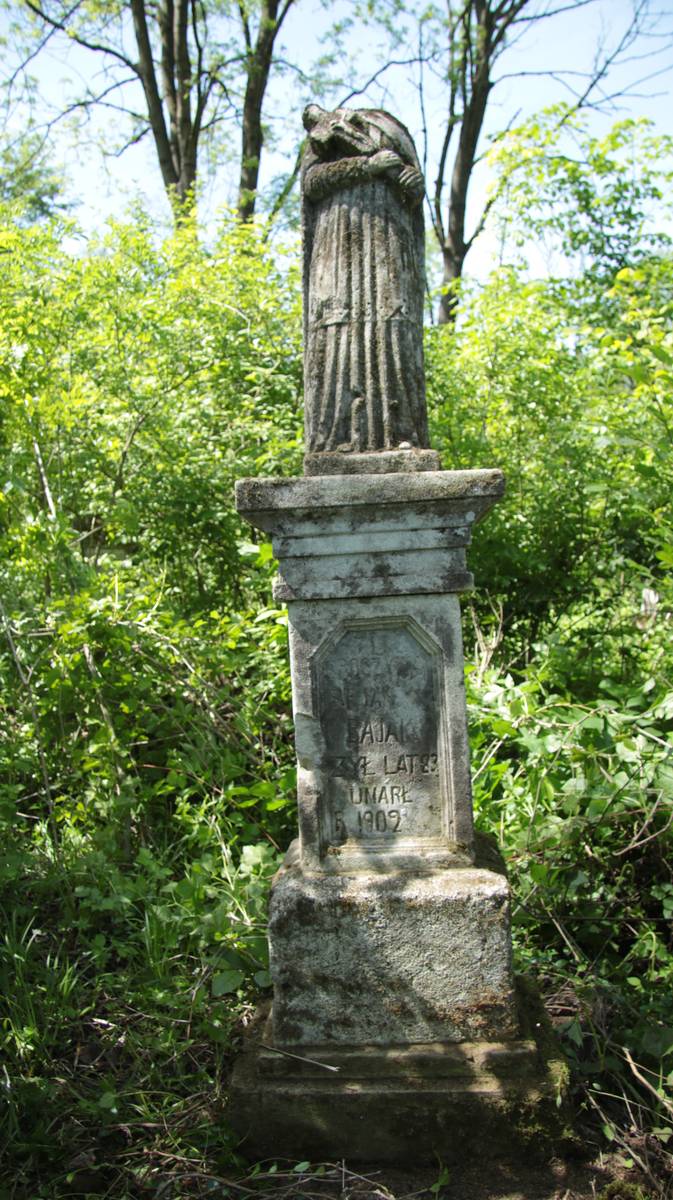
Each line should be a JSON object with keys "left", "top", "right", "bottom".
{"left": 230, "top": 467, "right": 564, "bottom": 1162}
{"left": 269, "top": 837, "right": 518, "bottom": 1048}
{"left": 235, "top": 469, "right": 503, "bottom": 880}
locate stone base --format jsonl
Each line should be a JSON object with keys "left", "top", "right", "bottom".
{"left": 269, "top": 837, "right": 517, "bottom": 1047}
{"left": 229, "top": 983, "right": 570, "bottom": 1164}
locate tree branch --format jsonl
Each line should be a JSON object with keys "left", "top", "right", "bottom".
{"left": 190, "top": 0, "right": 206, "bottom": 103}
{"left": 337, "top": 54, "right": 431, "bottom": 107}
{"left": 110, "top": 124, "right": 152, "bottom": 156}
{"left": 193, "top": 73, "right": 216, "bottom": 144}
{"left": 6, "top": 11, "right": 66, "bottom": 91}
{"left": 560, "top": 0, "right": 650, "bottom": 117}
{"left": 465, "top": 186, "right": 498, "bottom": 252}
{"left": 237, "top": 0, "right": 252, "bottom": 52}
{"left": 31, "top": 436, "right": 56, "bottom": 521}
{"left": 28, "top": 79, "right": 146, "bottom": 146}
{"left": 511, "top": 0, "right": 597, "bottom": 22}
{"left": 264, "top": 140, "right": 303, "bottom": 230}
{"left": 24, "top": 1, "right": 137, "bottom": 71}
{"left": 0, "top": 599, "right": 60, "bottom": 856}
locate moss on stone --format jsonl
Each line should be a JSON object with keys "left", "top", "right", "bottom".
{"left": 597, "top": 1182, "right": 649, "bottom": 1200}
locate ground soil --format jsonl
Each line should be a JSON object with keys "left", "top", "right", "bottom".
{"left": 277, "top": 1153, "right": 651, "bottom": 1200}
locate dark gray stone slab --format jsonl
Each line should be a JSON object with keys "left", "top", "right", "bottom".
{"left": 229, "top": 984, "right": 570, "bottom": 1165}
{"left": 290, "top": 596, "right": 474, "bottom": 872}
{"left": 314, "top": 622, "right": 443, "bottom": 847}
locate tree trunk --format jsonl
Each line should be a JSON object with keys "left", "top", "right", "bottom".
{"left": 437, "top": 51, "right": 491, "bottom": 324}
{"left": 172, "top": 0, "right": 196, "bottom": 209}
{"left": 130, "top": 0, "right": 180, "bottom": 198}
{"left": 237, "top": 0, "right": 294, "bottom": 221}
{"left": 433, "top": 0, "right": 533, "bottom": 324}
{"left": 438, "top": 244, "right": 467, "bottom": 325}
{"left": 238, "top": 64, "right": 270, "bottom": 220}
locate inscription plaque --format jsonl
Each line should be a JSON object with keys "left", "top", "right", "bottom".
{"left": 313, "top": 619, "right": 448, "bottom": 850}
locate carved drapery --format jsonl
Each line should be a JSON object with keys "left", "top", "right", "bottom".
{"left": 302, "top": 106, "right": 429, "bottom": 455}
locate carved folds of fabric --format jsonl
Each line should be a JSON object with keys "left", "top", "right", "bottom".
{"left": 302, "top": 119, "right": 429, "bottom": 455}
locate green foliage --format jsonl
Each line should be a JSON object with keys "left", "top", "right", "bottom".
{"left": 0, "top": 119, "right": 672, "bottom": 1192}
{"left": 489, "top": 109, "right": 673, "bottom": 293}
{"left": 0, "top": 130, "right": 66, "bottom": 221}
{"left": 426, "top": 252, "right": 672, "bottom": 658}
{"left": 425, "top": 130, "right": 673, "bottom": 1177}
{"left": 0, "top": 206, "right": 301, "bottom": 1192}
{"left": 468, "top": 646, "right": 673, "bottom": 1174}
{"left": 427, "top": 270, "right": 600, "bottom": 636}
{"left": 0, "top": 209, "right": 302, "bottom": 612}
{"left": 470, "top": 663, "right": 673, "bottom": 1000}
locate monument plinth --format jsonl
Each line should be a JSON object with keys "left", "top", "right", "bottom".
{"left": 235, "top": 469, "right": 504, "bottom": 876}
{"left": 230, "top": 104, "right": 566, "bottom": 1164}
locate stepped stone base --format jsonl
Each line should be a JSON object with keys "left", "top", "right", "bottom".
{"left": 229, "top": 983, "right": 569, "bottom": 1165}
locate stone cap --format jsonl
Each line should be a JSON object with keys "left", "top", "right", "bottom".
{"left": 236, "top": 469, "right": 505, "bottom": 601}
{"left": 235, "top": 468, "right": 505, "bottom": 520}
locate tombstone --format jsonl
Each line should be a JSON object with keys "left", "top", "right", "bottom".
{"left": 230, "top": 105, "right": 566, "bottom": 1164}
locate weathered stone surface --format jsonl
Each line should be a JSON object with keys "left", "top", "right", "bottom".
{"left": 229, "top": 983, "right": 570, "bottom": 1164}
{"left": 304, "top": 448, "right": 441, "bottom": 475}
{"left": 235, "top": 467, "right": 505, "bottom": 517}
{"left": 235, "top": 468, "right": 504, "bottom": 603}
{"left": 290, "top": 594, "right": 474, "bottom": 872}
{"left": 313, "top": 621, "right": 448, "bottom": 847}
{"left": 235, "top": 472, "right": 504, "bottom": 873}
{"left": 228, "top": 101, "right": 555, "bottom": 1171}
{"left": 302, "top": 105, "right": 428, "bottom": 466}
{"left": 269, "top": 836, "right": 517, "bottom": 1046}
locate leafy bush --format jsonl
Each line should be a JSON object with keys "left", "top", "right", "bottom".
{"left": 0, "top": 123, "right": 672, "bottom": 1192}
{"left": 0, "top": 209, "right": 302, "bottom": 1191}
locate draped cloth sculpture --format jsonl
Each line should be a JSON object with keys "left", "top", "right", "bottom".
{"left": 302, "top": 104, "right": 430, "bottom": 456}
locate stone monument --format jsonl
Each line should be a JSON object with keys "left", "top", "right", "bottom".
{"left": 230, "top": 105, "right": 565, "bottom": 1163}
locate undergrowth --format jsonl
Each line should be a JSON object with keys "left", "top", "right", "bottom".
{"left": 1, "top": 201, "right": 672, "bottom": 1196}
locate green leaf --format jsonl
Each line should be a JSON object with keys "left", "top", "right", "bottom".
{"left": 257, "top": 542, "right": 275, "bottom": 565}
{"left": 656, "top": 544, "right": 673, "bottom": 568}
{"left": 212, "top": 970, "right": 244, "bottom": 997}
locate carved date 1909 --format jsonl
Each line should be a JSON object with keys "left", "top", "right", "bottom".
{"left": 334, "top": 808, "right": 402, "bottom": 837}
{"left": 315, "top": 624, "right": 445, "bottom": 846}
